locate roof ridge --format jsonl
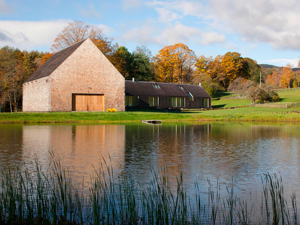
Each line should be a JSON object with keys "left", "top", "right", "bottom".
{"left": 24, "top": 39, "right": 87, "bottom": 83}
{"left": 125, "top": 80, "right": 200, "bottom": 86}
{"left": 51, "top": 38, "right": 87, "bottom": 55}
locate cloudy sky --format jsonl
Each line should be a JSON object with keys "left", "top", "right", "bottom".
{"left": 1, "top": 0, "right": 300, "bottom": 67}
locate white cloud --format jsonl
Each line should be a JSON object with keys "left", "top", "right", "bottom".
{"left": 159, "top": 23, "right": 202, "bottom": 44}
{"left": 122, "top": 0, "right": 142, "bottom": 10}
{"left": 146, "top": 0, "right": 203, "bottom": 22}
{"left": 201, "top": 32, "right": 225, "bottom": 45}
{"left": 122, "top": 26, "right": 158, "bottom": 45}
{"left": 160, "top": 23, "right": 225, "bottom": 45}
{"left": 121, "top": 22, "right": 225, "bottom": 47}
{"left": 173, "top": 1, "right": 203, "bottom": 17}
{"left": 0, "top": 20, "right": 114, "bottom": 51}
{"left": 0, "top": 0, "right": 13, "bottom": 15}
{"left": 207, "top": 0, "right": 300, "bottom": 50}
{"left": 77, "top": 3, "right": 101, "bottom": 19}
{"left": 264, "top": 58, "right": 299, "bottom": 67}
{"left": 156, "top": 7, "right": 181, "bottom": 22}
{"left": 96, "top": 24, "right": 114, "bottom": 36}
{"left": 0, "top": 20, "right": 71, "bottom": 51}
{"left": 144, "top": 0, "right": 300, "bottom": 50}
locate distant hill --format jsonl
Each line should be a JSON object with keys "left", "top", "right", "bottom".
{"left": 259, "top": 64, "right": 300, "bottom": 72}
{"left": 259, "top": 64, "right": 278, "bottom": 69}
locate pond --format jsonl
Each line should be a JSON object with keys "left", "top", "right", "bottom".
{"left": 0, "top": 122, "right": 300, "bottom": 223}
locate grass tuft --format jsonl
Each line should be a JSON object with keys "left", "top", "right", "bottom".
{"left": 0, "top": 158, "right": 299, "bottom": 224}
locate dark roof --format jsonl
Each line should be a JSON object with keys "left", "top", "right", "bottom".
{"left": 25, "top": 40, "right": 86, "bottom": 83}
{"left": 125, "top": 81, "right": 211, "bottom": 98}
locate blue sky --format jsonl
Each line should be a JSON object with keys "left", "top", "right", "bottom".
{"left": 1, "top": 0, "right": 300, "bottom": 67}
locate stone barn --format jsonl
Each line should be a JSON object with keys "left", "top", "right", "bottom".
{"left": 23, "top": 38, "right": 125, "bottom": 112}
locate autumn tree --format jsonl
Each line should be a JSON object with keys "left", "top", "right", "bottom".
{"left": 281, "top": 64, "right": 294, "bottom": 88}
{"left": 265, "top": 68, "right": 281, "bottom": 87}
{"left": 40, "top": 53, "right": 53, "bottom": 66}
{"left": 294, "top": 71, "right": 300, "bottom": 88}
{"left": 154, "top": 43, "right": 196, "bottom": 83}
{"left": 192, "top": 71, "right": 223, "bottom": 97}
{"left": 0, "top": 47, "right": 23, "bottom": 112}
{"left": 194, "top": 52, "right": 255, "bottom": 89}
{"left": 220, "top": 52, "right": 245, "bottom": 87}
{"left": 51, "top": 21, "right": 118, "bottom": 65}
{"left": 52, "top": 21, "right": 102, "bottom": 51}
{"left": 294, "top": 60, "right": 300, "bottom": 88}
{"left": 0, "top": 46, "right": 46, "bottom": 112}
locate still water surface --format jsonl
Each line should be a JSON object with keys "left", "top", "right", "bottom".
{"left": 0, "top": 122, "right": 300, "bottom": 201}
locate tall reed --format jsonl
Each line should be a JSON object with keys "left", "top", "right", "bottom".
{"left": 0, "top": 157, "right": 299, "bottom": 224}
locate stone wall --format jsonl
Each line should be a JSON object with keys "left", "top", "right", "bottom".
{"left": 50, "top": 38, "right": 125, "bottom": 112}
{"left": 22, "top": 77, "right": 51, "bottom": 112}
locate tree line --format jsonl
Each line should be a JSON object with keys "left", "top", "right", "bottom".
{"left": 264, "top": 64, "right": 300, "bottom": 89}
{"left": 0, "top": 21, "right": 295, "bottom": 112}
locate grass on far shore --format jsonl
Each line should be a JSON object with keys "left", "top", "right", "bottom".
{"left": 0, "top": 89, "right": 300, "bottom": 124}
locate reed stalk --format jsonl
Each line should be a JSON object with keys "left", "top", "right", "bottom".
{"left": 0, "top": 158, "right": 299, "bottom": 224}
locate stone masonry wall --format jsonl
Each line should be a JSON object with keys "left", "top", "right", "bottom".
{"left": 49, "top": 38, "right": 125, "bottom": 112}
{"left": 22, "top": 77, "right": 51, "bottom": 112}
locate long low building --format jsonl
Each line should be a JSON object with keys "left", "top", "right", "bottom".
{"left": 125, "top": 80, "right": 211, "bottom": 109}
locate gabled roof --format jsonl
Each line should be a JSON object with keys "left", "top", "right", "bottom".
{"left": 25, "top": 40, "right": 86, "bottom": 83}
{"left": 125, "top": 80, "right": 211, "bottom": 98}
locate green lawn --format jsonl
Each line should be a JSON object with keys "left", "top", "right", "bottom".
{"left": 277, "top": 89, "right": 300, "bottom": 102}
{"left": 1, "top": 89, "right": 300, "bottom": 124}
{"left": 0, "top": 111, "right": 200, "bottom": 124}
{"left": 211, "top": 89, "right": 300, "bottom": 108}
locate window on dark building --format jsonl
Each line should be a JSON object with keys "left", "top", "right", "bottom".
{"left": 149, "top": 97, "right": 159, "bottom": 107}
{"left": 125, "top": 96, "right": 139, "bottom": 107}
{"left": 187, "top": 92, "right": 194, "bottom": 101}
{"left": 152, "top": 84, "right": 160, "bottom": 89}
{"left": 202, "top": 98, "right": 209, "bottom": 107}
{"left": 168, "top": 97, "right": 185, "bottom": 107}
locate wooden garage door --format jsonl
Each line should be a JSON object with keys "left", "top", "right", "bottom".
{"left": 72, "top": 94, "right": 104, "bottom": 111}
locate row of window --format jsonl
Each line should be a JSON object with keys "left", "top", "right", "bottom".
{"left": 125, "top": 96, "right": 210, "bottom": 108}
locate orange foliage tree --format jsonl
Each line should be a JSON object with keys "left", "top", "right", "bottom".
{"left": 220, "top": 52, "right": 245, "bottom": 86}
{"left": 40, "top": 53, "right": 53, "bottom": 66}
{"left": 154, "top": 43, "right": 196, "bottom": 83}
{"left": 281, "top": 64, "right": 294, "bottom": 88}
{"left": 194, "top": 52, "right": 247, "bottom": 89}
{"left": 265, "top": 68, "right": 282, "bottom": 87}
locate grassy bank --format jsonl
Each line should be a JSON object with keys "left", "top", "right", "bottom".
{"left": 0, "top": 111, "right": 200, "bottom": 124}
{"left": 0, "top": 89, "right": 300, "bottom": 124}
{"left": 0, "top": 158, "right": 298, "bottom": 224}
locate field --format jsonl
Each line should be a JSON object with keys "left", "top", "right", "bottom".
{"left": 0, "top": 89, "right": 300, "bottom": 123}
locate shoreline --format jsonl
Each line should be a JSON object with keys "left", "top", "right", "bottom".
{"left": 1, "top": 109, "right": 300, "bottom": 124}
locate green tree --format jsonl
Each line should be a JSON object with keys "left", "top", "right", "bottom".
{"left": 243, "top": 57, "right": 261, "bottom": 83}
{"left": 131, "top": 52, "right": 154, "bottom": 81}
{"left": 114, "top": 46, "right": 133, "bottom": 78}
